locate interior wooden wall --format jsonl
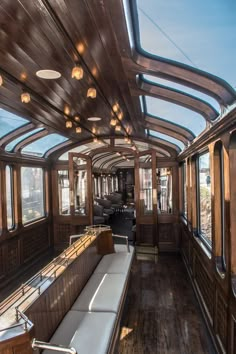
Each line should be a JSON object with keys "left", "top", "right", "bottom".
{"left": 0, "top": 157, "right": 52, "bottom": 289}
{"left": 179, "top": 113, "right": 236, "bottom": 353}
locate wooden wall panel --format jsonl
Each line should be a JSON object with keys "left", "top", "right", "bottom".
{"left": 194, "top": 253, "right": 214, "bottom": 320}
{"left": 6, "top": 239, "right": 20, "bottom": 273}
{"left": 215, "top": 289, "right": 228, "bottom": 350}
{"left": 158, "top": 223, "right": 180, "bottom": 252}
{"left": 22, "top": 224, "right": 49, "bottom": 262}
{"left": 0, "top": 222, "right": 51, "bottom": 289}
{"left": 25, "top": 239, "right": 102, "bottom": 342}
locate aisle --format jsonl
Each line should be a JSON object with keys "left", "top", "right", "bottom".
{"left": 118, "top": 255, "right": 216, "bottom": 354}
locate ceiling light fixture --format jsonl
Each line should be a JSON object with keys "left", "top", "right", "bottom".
{"left": 115, "top": 125, "right": 121, "bottom": 132}
{"left": 87, "top": 87, "right": 96, "bottom": 99}
{"left": 64, "top": 105, "right": 70, "bottom": 115}
{"left": 76, "top": 126, "right": 82, "bottom": 133}
{"left": 66, "top": 120, "right": 72, "bottom": 128}
{"left": 87, "top": 117, "right": 102, "bottom": 121}
{"left": 93, "top": 137, "right": 98, "bottom": 143}
{"left": 74, "top": 115, "right": 80, "bottom": 122}
{"left": 0, "top": 75, "right": 3, "bottom": 86}
{"left": 118, "top": 112, "right": 123, "bottom": 120}
{"left": 36, "top": 69, "right": 61, "bottom": 79}
{"left": 112, "top": 103, "right": 119, "bottom": 112}
{"left": 110, "top": 118, "right": 117, "bottom": 126}
{"left": 21, "top": 91, "right": 31, "bottom": 103}
{"left": 71, "top": 65, "right": 83, "bottom": 80}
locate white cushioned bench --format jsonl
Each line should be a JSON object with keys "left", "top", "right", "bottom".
{"left": 43, "top": 243, "right": 134, "bottom": 354}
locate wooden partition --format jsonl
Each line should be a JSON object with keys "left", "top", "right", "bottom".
{"left": 0, "top": 228, "right": 113, "bottom": 353}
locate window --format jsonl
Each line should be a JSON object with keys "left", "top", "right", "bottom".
{"left": 21, "top": 167, "right": 45, "bottom": 224}
{"left": 197, "top": 152, "right": 212, "bottom": 246}
{"left": 0, "top": 109, "right": 28, "bottom": 138}
{"left": 58, "top": 170, "right": 70, "bottom": 215}
{"left": 149, "top": 130, "right": 184, "bottom": 151}
{"left": 145, "top": 96, "right": 206, "bottom": 136}
{"left": 182, "top": 162, "right": 187, "bottom": 217}
{"left": 5, "top": 128, "right": 44, "bottom": 152}
{"left": 156, "top": 168, "right": 172, "bottom": 213}
{"left": 22, "top": 133, "right": 68, "bottom": 157}
{"left": 6, "top": 165, "right": 14, "bottom": 230}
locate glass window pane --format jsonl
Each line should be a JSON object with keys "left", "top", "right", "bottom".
{"left": 143, "top": 75, "right": 220, "bottom": 112}
{"left": 5, "top": 128, "right": 44, "bottom": 152}
{"left": 156, "top": 168, "right": 172, "bottom": 214}
{"left": 6, "top": 166, "right": 14, "bottom": 229}
{"left": 21, "top": 167, "right": 45, "bottom": 224}
{"left": 22, "top": 133, "right": 68, "bottom": 157}
{"left": 139, "top": 157, "right": 153, "bottom": 215}
{"left": 58, "top": 170, "right": 70, "bottom": 215}
{"left": 73, "top": 157, "right": 88, "bottom": 215}
{"left": 137, "top": 0, "right": 236, "bottom": 87}
{"left": 145, "top": 96, "right": 206, "bottom": 136}
{"left": 198, "top": 152, "right": 212, "bottom": 246}
{"left": 149, "top": 130, "right": 184, "bottom": 150}
{"left": 0, "top": 109, "right": 28, "bottom": 138}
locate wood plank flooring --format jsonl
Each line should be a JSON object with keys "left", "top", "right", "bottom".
{"left": 118, "top": 254, "right": 216, "bottom": 354}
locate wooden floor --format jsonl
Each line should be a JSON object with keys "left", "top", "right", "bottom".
{"left": 118, "top": 254, "right": 216, "bottom": 354}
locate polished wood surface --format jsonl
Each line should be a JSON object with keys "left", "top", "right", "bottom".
{"left": 119, "top": 255, "right": 216, "bottom": 354}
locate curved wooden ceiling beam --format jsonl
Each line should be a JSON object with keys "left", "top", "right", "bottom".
{"left": 0, "top": 123, "right": 35, "bottom": 148}
{"left": 148, "top": 136, "right": 181, "bottom": 154}
{"left": 128, "top": 2, "right": 236, "bottom": 107}
{"left": 145, "top": 114, "right": 194, "bottom": 141}
{"left": 145, "top": 122, "right": 188, "bottom": 146}
{"left": 49, "top": 134, "right": 175, "bottom": 160}
{"left": 138, "top": 79, "right": 218, "bottom": 122}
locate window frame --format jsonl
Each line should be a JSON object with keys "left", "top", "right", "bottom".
{"left": 181, "top": 162, "right": 187, "bottom": 219}
{"left": 196, "top": 150, "right": 212, "bottom": 250}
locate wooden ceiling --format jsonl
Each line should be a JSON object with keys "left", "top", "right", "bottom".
{"left": 0, "top": 0, "right": 235, "bottom": 161}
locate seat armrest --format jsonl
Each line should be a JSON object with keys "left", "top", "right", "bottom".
{"left": 112, "top": 234, "right": 130, "bottom": 253}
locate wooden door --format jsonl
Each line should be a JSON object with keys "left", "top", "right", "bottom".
{"left": 135, "top": 150, "right": 158, "bottom": 245}
{"left": 69, "top": 152, "right": 93, "bottom": 226}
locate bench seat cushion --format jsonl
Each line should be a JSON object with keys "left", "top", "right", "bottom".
{"left": 43, "top": 310, "right": 116, "bottom": 354}
{"left": 94, "top": 247, "right": 134, "bottom": 274}
{"left": 71, "top": 273, "right": 126, "bottom": 313}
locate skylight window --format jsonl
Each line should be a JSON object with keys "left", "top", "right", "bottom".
{"left": 22, "top": 133, "right": 68, "bottom": 157}
{"left": 142, "top": 74, "right": 220, "bottom": 112}
{"left": 0, "top": 109, "right": 29, "bottom": 139}
{"left": 136, "top": 0, "right": 236, "bottom": 88}
{"left": 148, "top": 130, "right": 184, "bottom": 151}
{"left": 5, "top": 128, "right": 44, "bottom": 152}
{"left": 145, "top": 96, "right": 206, "bottom": 136}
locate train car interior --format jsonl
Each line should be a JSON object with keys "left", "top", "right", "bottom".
{"left": 0, "top": 0, "right": 236, "bottom": 353}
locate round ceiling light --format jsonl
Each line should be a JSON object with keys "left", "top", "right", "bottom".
{"left": 36, "top": 70, "right": 61, "bottom": 79}
{"left": 87, "top": 117, "right": 102, "bottom": 121}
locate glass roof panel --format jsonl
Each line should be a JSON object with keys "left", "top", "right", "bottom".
{"left": 0, "top": 109, "right": 29, "bottom": 138}
{"left": 5, "top": 128, "right": 44, "bottom": 152}
{"left": 143, "top": 74, "right": 220, "bottom": 112}
{"left": 22, "top": 133, "right": 68, "bottom": 157}
{"left": 137, "top": 0, "right": 236, "bottom": 89}
{"left": 145, "top": 96, "right": 206, "bottom": 136}
{"left": 149, "top": 130, "right": 184, "bottom": 150}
